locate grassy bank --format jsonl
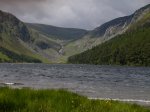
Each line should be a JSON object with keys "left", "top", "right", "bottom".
{"left": 0, "top": 87, "right": 149, "bottom": 112}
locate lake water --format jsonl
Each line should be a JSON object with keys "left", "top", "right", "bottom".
{"left": 0, "top": 64, "right": 150, "bottom": 105}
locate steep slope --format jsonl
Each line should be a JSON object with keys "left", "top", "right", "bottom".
{"left": 90, "top": 15, "right": 133, "bottom": 39}
{"left": 65, "top": 4, "right": 150, "bottom": 59}
{"left": 0, "top": 47, "right": 41, "bottom": 63}
{"left": 128, "top": 4, "right": 150, "bottom": 31}
{"left": 0, "top": 10, "right": 46, "bottom": 63}
{"left": 26, "top": 23, "right": 88, "bottom": 63}
{"left": 1, "top": 4, "right": 150, "bottom": 64}
{"left": 38, "top": 4, "right": 150, "bottom": 63}
{"left": 90, "top": 4, "right": 150, "bottom": 39}
{"left": 63, "top": 15, "right": 134, "bottom": 58}
{"left": 0, "top": 10, "right": 88, "bottom": 63}
{"left": 26, "top": 23, "right": 89, "bottom": 63}
{"left": 68, "top": 4, "right": 150, "bottom": 66}
{"left": 28, "top": 28, "right": 63, "bottom": 63}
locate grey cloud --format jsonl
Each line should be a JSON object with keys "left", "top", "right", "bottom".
{"left": 0, "top": 0, "right": 46, "bottom": 3}
{"left": 0, "top": 0, "right": 149, "bottom": 29}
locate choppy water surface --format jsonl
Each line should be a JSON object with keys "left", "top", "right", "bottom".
{"left": 0, "top": 64, "right": 150, "bottom": 105}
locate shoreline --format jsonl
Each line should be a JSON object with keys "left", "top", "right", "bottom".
{"left": 1, "top": 83, "right": 150, "bottom": 106}
{"left": 89, "top": 97, "right": 150, "bottom": 106}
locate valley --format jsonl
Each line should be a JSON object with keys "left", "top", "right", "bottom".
{"left": 0, "top": 4, "right": 150, "bottom": 65}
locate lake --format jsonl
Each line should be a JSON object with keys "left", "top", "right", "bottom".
{"left": 0, "top": 64, "right": 150, "bottom": 105}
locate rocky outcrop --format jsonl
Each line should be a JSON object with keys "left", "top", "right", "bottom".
{"left": 90, "top": 15, "right": 133, "bottom": 38}
{"left": 89, "top": 4, "right": 150, "bottom": 40}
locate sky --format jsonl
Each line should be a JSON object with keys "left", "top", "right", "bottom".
{"left": 0, "top": 0, "right": 149, "bottom": 30}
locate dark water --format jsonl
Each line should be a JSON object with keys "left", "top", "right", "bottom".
{"left": 0, "top": 64, "right": 150, "bottom": 105}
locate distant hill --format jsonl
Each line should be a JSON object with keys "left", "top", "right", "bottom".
{"left": 26, "top": 23, "right": 88, "bottom": 40}
{"left": 68, "top": 4, "right": 150, "bottom": 66}
{"left": 26, "top": 23, "right": 89, "bottom": 63}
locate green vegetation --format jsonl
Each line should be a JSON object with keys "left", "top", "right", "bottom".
{"left": 0, "top": 10, "right": 50, "bottom": 63}
{"left": 0, "top": 47, "right": 41, "bottom": 63}
{"left": 1, "top": 5, "right": 150, "bottom": 64}
{"left": 0, "top": 52, "right": 11, "bottom": 62}
{"left": 26, "top": 23, "right": 88, "bottom": 40}
{"left": 68, "top": 25, "right": 150, "bottom": 66}
{"left": 0, "top": 87, "right": 149, "bottom": 112}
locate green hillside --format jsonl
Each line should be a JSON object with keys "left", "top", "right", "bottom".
{"left": 0, "top": 10, "right": 88, "bottom": 63}
{"left": 0, "top": 47, "right": 41, "bottom": 63}
{"left": 0, "top": 10, "right": 47, "bottom": 63}
{"left": 26, "top": 23, "right": 88, "bottom": 40}
{"left": 68, "top": 23, "right": 150, "bottom": 66}
{"left": 1, "top": 4, "right": 150, "bottom": 64}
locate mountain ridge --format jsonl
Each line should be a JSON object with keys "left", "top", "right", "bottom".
{"left": 26, "top": 23, "right": 88, "bottom": 41}
{"left": 0, "top": 4, "right": 150, "bottom": 64}
{"left": 68, "top": 4, "right": 150, "bottom": 66}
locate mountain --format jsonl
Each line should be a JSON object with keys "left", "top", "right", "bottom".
{"left": 0, "top": 10, "right": 88, "bottom": 63}
{"left": 68, "top": 4, "right": 150, "bottom": 66}
{"left": 65, "top": 4, "right": 150, "bottom": 56}
{"left": 90, "top": 4, "right": 150, "bottom": 38}
{"left": 0, "top": 10, "right": 43, "bottom": 63}
{"left": 23, "top": 3, "right": 150, "bottom": 65}
{"left": 0, "top": 4, "right": 150, "bottom": 64}
{"left": 90, "top": 15, "right": 133, "bottom": 38}
{"left": 25, "top": 23, "right": 88, "bottom": 63}
{"left": 63, "top": 15, "right": 133, "bottom": 56}
{"left": 26, "top": 23, "right": 88, "bottom": 40}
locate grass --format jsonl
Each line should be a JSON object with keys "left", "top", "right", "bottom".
{"left": 0, "top": 87, "right": 150, "bottom": 112}
{"left": 0, "top": 52, "right": 11, "bottom": 61}
{"left": 0, "top": 34, "right": 48, "bottom": 63}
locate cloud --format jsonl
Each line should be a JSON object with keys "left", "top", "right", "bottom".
{"left": 0, "top": 0, "right": 149, "bottom": 29}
